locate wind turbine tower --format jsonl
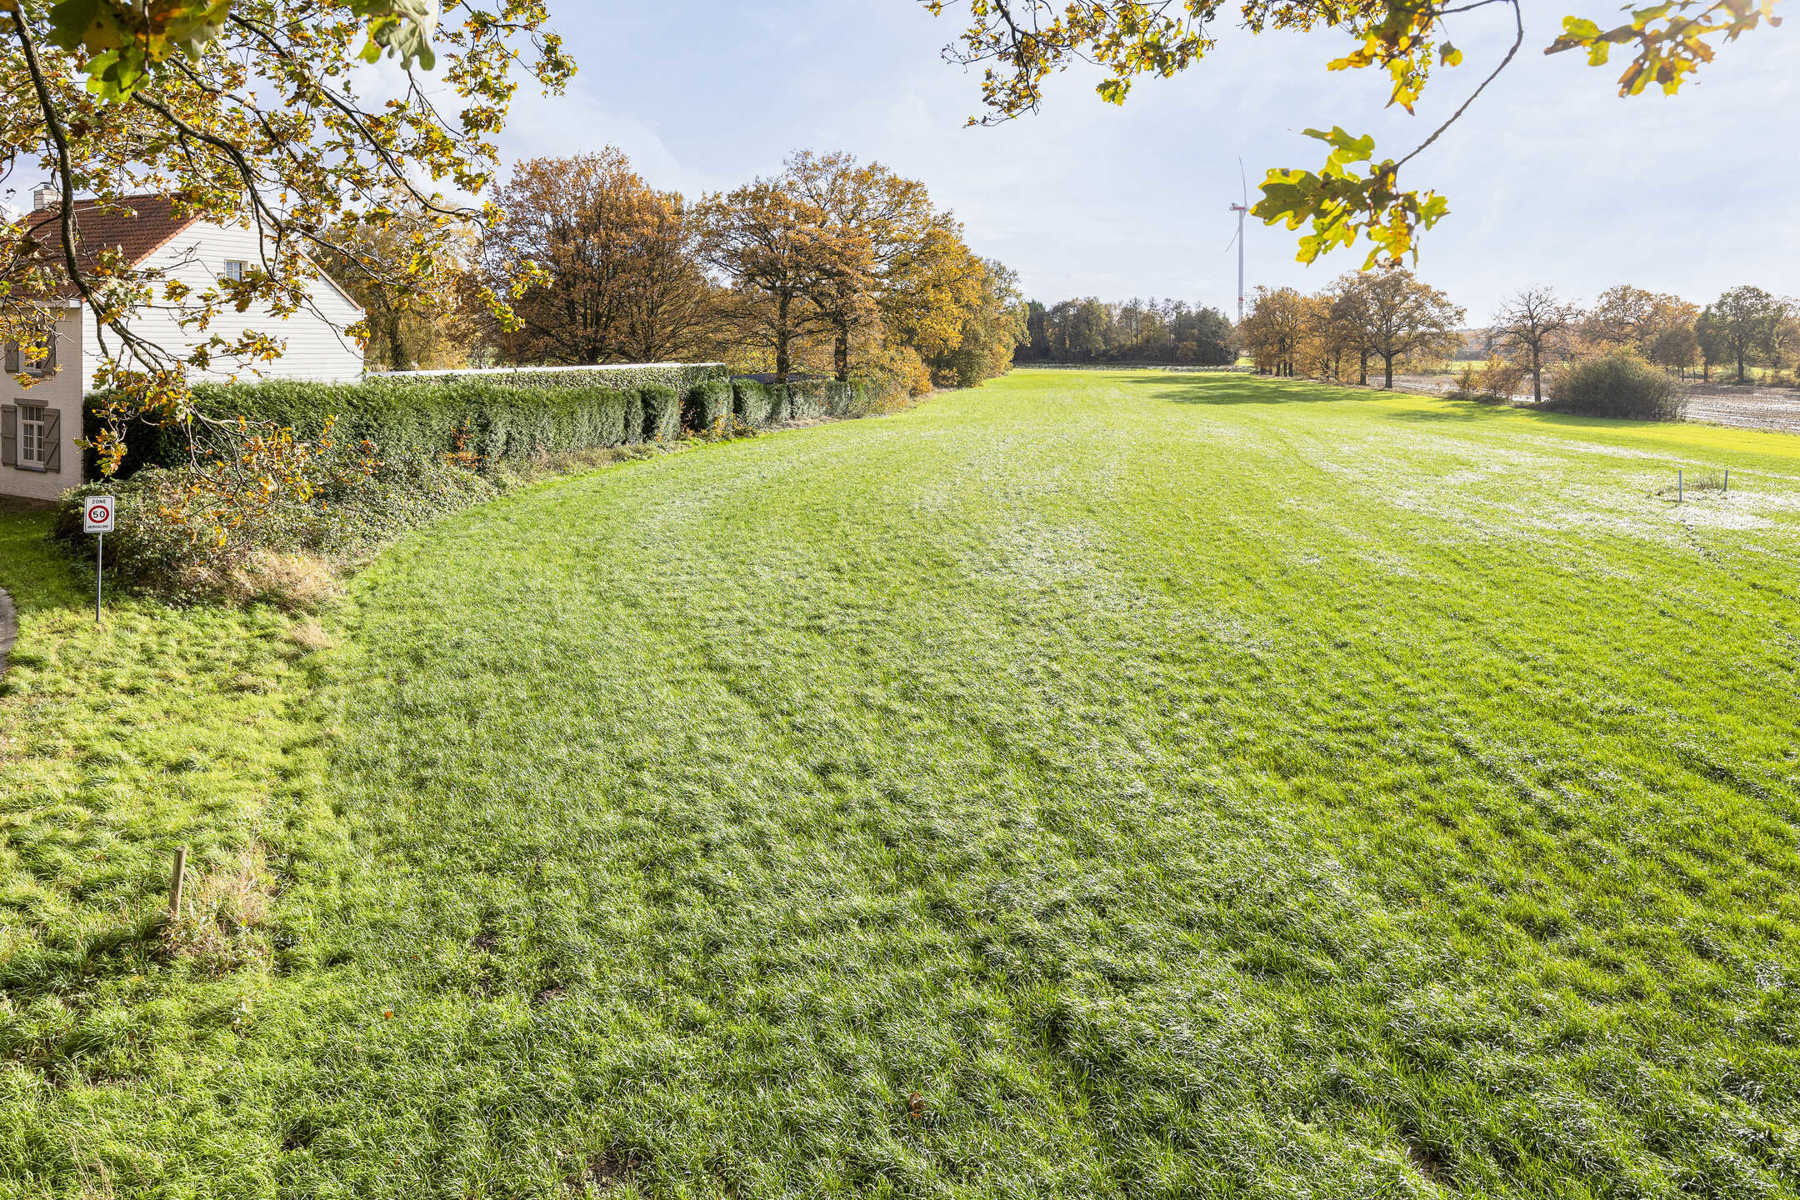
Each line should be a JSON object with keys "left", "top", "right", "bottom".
{"left": 1227, "top": 161, "right": 1249, "bottom": 325}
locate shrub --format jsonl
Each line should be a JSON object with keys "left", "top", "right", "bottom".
{"left": 786, "top": 379, "right": 829, "bottom": 420}
{"left": 732, "top": 379, "right": 773, "bottom": 427}
{"left": 767, "top": 385, "right": 791, "bottom": 424}
{"left": 55, "top": 451, "right": 498, "bottom": 604}
{"left": 620, "top": 390, "right": 645, "bottom": 446}
{"left": 685, "top": 379, "right": 734, "bottom": 431}
{"left": 1545, "top": 354, "right": 1684, "bottom": 421}
{"left": 638, "top": 385, "right": 680, "bottom": 442}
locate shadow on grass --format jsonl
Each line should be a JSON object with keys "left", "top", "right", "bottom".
{"left": 1127, "top": 372, "right": 1713, "bottom": 440}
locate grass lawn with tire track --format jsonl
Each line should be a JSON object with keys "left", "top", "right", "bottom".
{"left": 3, "top": 369, "right": 1799, "bottom": 1198}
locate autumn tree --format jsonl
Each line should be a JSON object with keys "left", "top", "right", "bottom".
{"left": 472, "top": 150, "right": 715, "bottom": 365}
{"left": 1321, "top": 274, "right": 1374, "bottom": 384}
{"left": 1490, "top": 288, "right": 1580, "bottom": 402}
{"left": 697, "top": 179, "right": 869, "bottom": 383}
{"left": 1240, "top": 287, "right": 1308, "bottom": 377}
{"left": 323, "top": 206, "right": 477, "bottom": 372}
{"left": 2, "top": 0, "right": 572, "bottom": 480}
{"left": 1705, "top": 285, "right": 1783, "bottom": 383}
{"left": 927, "top": 258, "right": 1028, "bottom": 387}
{"left": 783, "top": 151, "right": 980, "bottom": 382}
{"left": 1358, "top": 269, "right": 1464, "bottom": 389}
{"left": 928, "top": 1, "right": 1778, "bottom": 267}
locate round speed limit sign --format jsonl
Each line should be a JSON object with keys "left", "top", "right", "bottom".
{"left": 83, "top": 496, "right": 115, "bottom": 534}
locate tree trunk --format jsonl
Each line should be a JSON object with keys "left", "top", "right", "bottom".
{"left": 1531, "top": 345, "right": 1542, "bottom": 403}
{"left": 1736, "top": 351, "right": 1745, "bottom": 384}
{"left": 775, "top": 294, "right": 792, "bottom": 383}
{"left": 1358, "top": 351, "right": 1368, "bottom": 386}
{"left": 1383, "top": 353, "right": 1395, "bottom": 390}
{"left": 834, "top": 322, "right": 850, "bottom": 383}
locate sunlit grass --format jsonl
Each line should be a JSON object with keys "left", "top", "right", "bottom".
{"left": 3, "top": 370, "right": 1799, "bottom": 1197}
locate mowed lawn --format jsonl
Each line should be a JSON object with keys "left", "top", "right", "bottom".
{"left": 3, "top": 369, "right": 1800, "bottom": 1199}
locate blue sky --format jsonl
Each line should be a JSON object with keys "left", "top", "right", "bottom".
{"left": 490, "top": 2, "right": 1798, "bottom": 323}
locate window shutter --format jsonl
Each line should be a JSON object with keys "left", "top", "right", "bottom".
{"left": 4, "top": 343, "right": 17, "bottom": 374}
{"left": 42, "top": 408, "right": 61, "bottom": 473}
{"left": 1, "top": 404, "right": 15, "bottom": 467}
{"left": 43, "top": 331, "right": 56, "bottom": 373}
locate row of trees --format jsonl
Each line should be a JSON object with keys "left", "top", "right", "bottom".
{"left": 1486, "top": 283, "right": 1796, "bottom": 400}
{"left": 1239, "top": 271, "right": 1464, "bottom": 388}
{"left": 1240, "top": 273, "right": 1800, "bottom": 401}
{"left": 1015, "top": 298, "right": 1236, "bottom": 366}
{"left": 384, "top": 149, "right": 1027, "bottom": 394}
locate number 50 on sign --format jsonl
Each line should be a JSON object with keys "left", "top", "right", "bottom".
{"left": 84, "top": 496, "right": 115, "bottom": 534}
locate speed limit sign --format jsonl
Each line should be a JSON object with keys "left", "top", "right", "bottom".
{"left": 83, "top": 495, "right": 115, "bottom": 534}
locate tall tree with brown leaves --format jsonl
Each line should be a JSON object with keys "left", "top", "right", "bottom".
{"left": 474, "top": 151, "right": 715, "bottom": 366}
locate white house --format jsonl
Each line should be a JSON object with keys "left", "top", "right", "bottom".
{"left": 0, "top": 189, "right": 364, "bottom": 502}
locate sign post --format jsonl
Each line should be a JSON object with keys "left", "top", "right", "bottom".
{"left": 83, "top": 495, "right": 114, "bottom": 623}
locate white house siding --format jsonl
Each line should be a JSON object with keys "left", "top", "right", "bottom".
{"left": 0, "top": 306, "right": 86, "bottom": 502}
{"left": 88, "top": 220, "right": 366, "bottom": 388}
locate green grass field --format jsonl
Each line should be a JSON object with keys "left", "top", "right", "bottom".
{"left": 3, "top": 369, "right": 1799, "bottom": 1198}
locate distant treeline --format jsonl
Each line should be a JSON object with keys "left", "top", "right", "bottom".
{"left": 1015, "top": 298, "right": 1236, "bottom": 366}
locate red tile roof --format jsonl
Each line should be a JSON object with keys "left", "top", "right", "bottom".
{"left": 21, "top": 193, "right": 203, "bottom": 286}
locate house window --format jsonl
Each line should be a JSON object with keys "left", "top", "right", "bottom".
{"left": 18, "top": 404, "right": 47, "bottom": 467}
{"left": 223, "top": 259, "right": 248, "bottom": 282}
{"left": 5, "top": 332, "right": 55, "bottom": 376}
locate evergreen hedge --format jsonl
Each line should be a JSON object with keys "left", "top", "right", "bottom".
{"left": 687, "top": 379, "right": 734, "bottom": 430}
{"left": 639, "top": 384, "right": 681, "bottom": 442}
{"left": 87, "top": 365, "right": 893, "bottom": 480}
{"left": 733, "top": 380, "right": 772, "bottom": 426}
{"left": 88, "top": 370, "right": 725, "bottom": 477}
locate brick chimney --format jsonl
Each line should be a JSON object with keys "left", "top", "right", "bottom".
{"left": 32, "top": 183, "right": 56, "bottom": 211}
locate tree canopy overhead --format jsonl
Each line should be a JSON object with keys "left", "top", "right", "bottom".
{"left": 927, "top": 1, "right": 1780, "bottom": 267}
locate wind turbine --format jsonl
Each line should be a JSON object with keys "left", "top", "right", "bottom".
{"left": 1226, "top": 159, "right": 1249, "bottom": 325}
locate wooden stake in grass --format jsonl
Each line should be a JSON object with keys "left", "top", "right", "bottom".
{"left": 168, "top": 846, "right": 188, "bottom": 920}
{"left": 1678, "top": 469, "right": 1684, "bottom": 503}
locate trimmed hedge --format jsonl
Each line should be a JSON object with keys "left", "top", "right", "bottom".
{"left": 639, "top": 384, "right": 680, "bottom": 442}
{"left": 733, "top": 379, "right": 772, "bottom": 426}
{"left": 87, "top": 365, "right": 896, "bottom": 482}
{"left": 88, "top": 372, "right": 718, "bottom": 477}
{"left": 786, "top": 379, "right": 828, "bottom": 420}
{"left": 401, "top": 362, "right": 727, "bottom": 395}
{"left": 686, "top": 379, "right": 734, "bottom": 431}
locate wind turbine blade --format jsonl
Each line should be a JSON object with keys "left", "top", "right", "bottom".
{"left": 1239, "top": 156, "right": 1248, "bottom": 208}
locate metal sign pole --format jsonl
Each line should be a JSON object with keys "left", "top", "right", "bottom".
{"left": 96, "top": 531, "right": 103, "bottom": 623}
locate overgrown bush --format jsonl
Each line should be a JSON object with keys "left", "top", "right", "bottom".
{"left": 55, "top": 450, "right": 496, "bottom": 604}
{"left": 767, "top": 385, "right": 792, "bottom": 424}
{"left": 1545, "top": 354, "right": 1684, "bottom": 421}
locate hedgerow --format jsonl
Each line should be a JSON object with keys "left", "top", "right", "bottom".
{"left": 639, "top": 384, "right": 681, "bottom": 442}
{"left": 686, "top": 379, "right": 734, "bottom": 431}
{"left": 68, "top": 365, "right": 916, "bottom": 605}
{"left": 733, "top": 379, "right": 772, "bottom": 426}
{"left": 88, "top": 369, "right": 730, "bottom": 477}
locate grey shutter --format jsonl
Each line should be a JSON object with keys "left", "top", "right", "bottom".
{"left": 42, "top": 407, "right": 61, "bottom": 473}
{"left": 3, "top": 343, "right": 17, "bottom": 374}
{"left": 1, "top": 404, "right": 15, "bottom": 467}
